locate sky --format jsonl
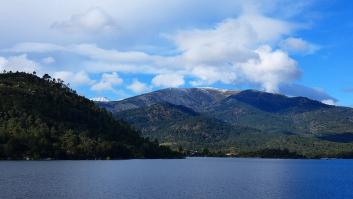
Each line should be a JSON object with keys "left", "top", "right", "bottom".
{"left": 0, "top": 0, "right": 352, "bottom": 106}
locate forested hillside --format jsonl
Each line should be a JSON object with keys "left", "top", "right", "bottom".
{"left": 0, "top": 72, "right": 180, "bottom": 160}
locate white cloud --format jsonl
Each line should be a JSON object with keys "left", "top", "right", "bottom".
{"left": 172, "top": 15, "right": 294, "bottom": 66}
{"left": 4, "top": 42, "right": 158, "bottom": 64}
{"left": 189, "top": 66, "right": 237, "bottom": 86}
{"left": 0, "top": 0, "right": 338, "bottom": 104}
{"left": 42, "top": 56, "right": 55, "bottom": 64}
{"left": 0, "top": 54, "right": 38, "bottom": 73}
{"left": 322, "top": 99, "right": 336, "bottom": 106}
{"left": 53, "top": 71, "right": 94, "bottom": 85}
{"left": 170, "top": 15, "right": 300, "bottom": 92}
{"left": 237, "top": 45, "right": 300, "bottom": 92}
{"left": 280, "top": 37, "right": 319, "bottom": 55}
{"left": 152, "top": 74, "right": 185, "bottom": 88}
{"left": 1, "top": 7, "right": 312, "bottom": 93}
{"left": 2, "top": 12, "right": 302, "bottom": 93}
{"left": 91, "top": 72, "right": 123, "bottom": 91}
{"left": 0, "top": 0, "right": 312, "bottom": 42}
{"left": 51, "top": 7, "right": 116, "bottom": 33}
{"left": 128, "top": 79, "right": 151, "bottom": 93}
{"left": 2, "top": 42, "right": 180, "bottom": 75}
{"left": 71, "top": 43, "right": 155, "bottom": 63}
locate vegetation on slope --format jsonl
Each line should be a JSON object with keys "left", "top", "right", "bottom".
{"left": 100, "top": 88, "right": 353, "bottom": 158}
{"left": 115, "top": 103, "right": 262, "bottom": 151}
{"left": 0, "top": 72, "right": 181, "bottom": 160}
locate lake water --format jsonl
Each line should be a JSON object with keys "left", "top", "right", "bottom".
{"left": 0, "top": 158, "right": 353, "bottom": 199}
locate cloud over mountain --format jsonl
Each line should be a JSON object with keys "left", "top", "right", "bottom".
{"left": 0, "top": 0, "right": 344, "bottom": 105}
{"left": 2, "top": 13, "right": 303, "bottom": 92}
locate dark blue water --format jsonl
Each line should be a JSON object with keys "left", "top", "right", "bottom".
{"left": 0, "top": 158, "right": 352, "bottom": 199}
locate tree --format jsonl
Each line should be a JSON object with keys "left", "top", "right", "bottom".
{"left": 42, "top": 74, "right": 51, "bottom": 81}
{"left": 202, "top": 148, "right": 210, "bottom": 156}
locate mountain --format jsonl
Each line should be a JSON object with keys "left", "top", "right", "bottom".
{"left": 0, "top": 72, "right": 180, "bottom": 160}
{"left": 100, "top": 87, "right": 239, "bottom": 113}
{"left": 98, "top": 88, "right": 353, "bottom": 158}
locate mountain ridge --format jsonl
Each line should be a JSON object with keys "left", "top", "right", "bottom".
{"left": 97, "top": 87, "right": 353, "bottom": 157}
{"left": 105, "top": 88, "right": 338, "bottom": 112}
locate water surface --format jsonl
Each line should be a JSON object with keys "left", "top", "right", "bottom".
{"left": 0, "top": 158, "right": 352, "bottom": 199}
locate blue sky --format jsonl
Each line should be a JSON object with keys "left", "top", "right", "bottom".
{"left": 0, "top": 0, "right": 352, "bottom": 106}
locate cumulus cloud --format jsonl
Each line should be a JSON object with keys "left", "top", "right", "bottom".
{"left": 91, "top": 72, "right": 123, "bottom": 91}
{"left": 3, "top": 13, "right": 302, "bottom": 93}
{"left": 152, "top": 74, "right": 185, "bottom": 88}
{"left": 172, "top": 15, "right": 294, "bottom": 65}
{"left": 1, "top": 9, "right": 314, "bottom": 94}
{"left": 0, "top": 54, "right": 38, "bottom": 73}
{"left": 280, "top": 37, "right": 320, "bottom": 55}
{"left": 170, "top": 15, "right": 300, "bottom": 92}
{"left": 237, "top": 45, "right": 300, "bottom": 92}
{"left": 51, "top": 7, "right": 117, "bottom": 33}
{"left": 53, "top": 71, "right": 94, "bottom": 86}
{"left": 128, "top": 79, "right": 151, "bottom": 94}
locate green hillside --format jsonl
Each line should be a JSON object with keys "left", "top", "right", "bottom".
{"left": 0, "top": 72, "right": 180, "bottom": 160}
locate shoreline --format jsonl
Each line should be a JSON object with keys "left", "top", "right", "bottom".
{"left": 1, "top": 156, "right": 351, "bottom": 161}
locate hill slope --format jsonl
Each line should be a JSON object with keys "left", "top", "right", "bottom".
{"left": 99, "top": 88, "right": 353, "bottom": 157}
{"left": 116, "top": 102, "right": 261, "bottom": 151}
{"left": 207, "top": 90, "right": 353, "bottom": 134}
{"left": 0, "top": 72, "right": 180, "bottom": 160}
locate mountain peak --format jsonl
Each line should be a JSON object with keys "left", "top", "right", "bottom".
{"left": 97, "top": 87, "right": 337, "bottom": 114}
{"left": 102, "top": 87, "right": 241, "bottom": 113}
